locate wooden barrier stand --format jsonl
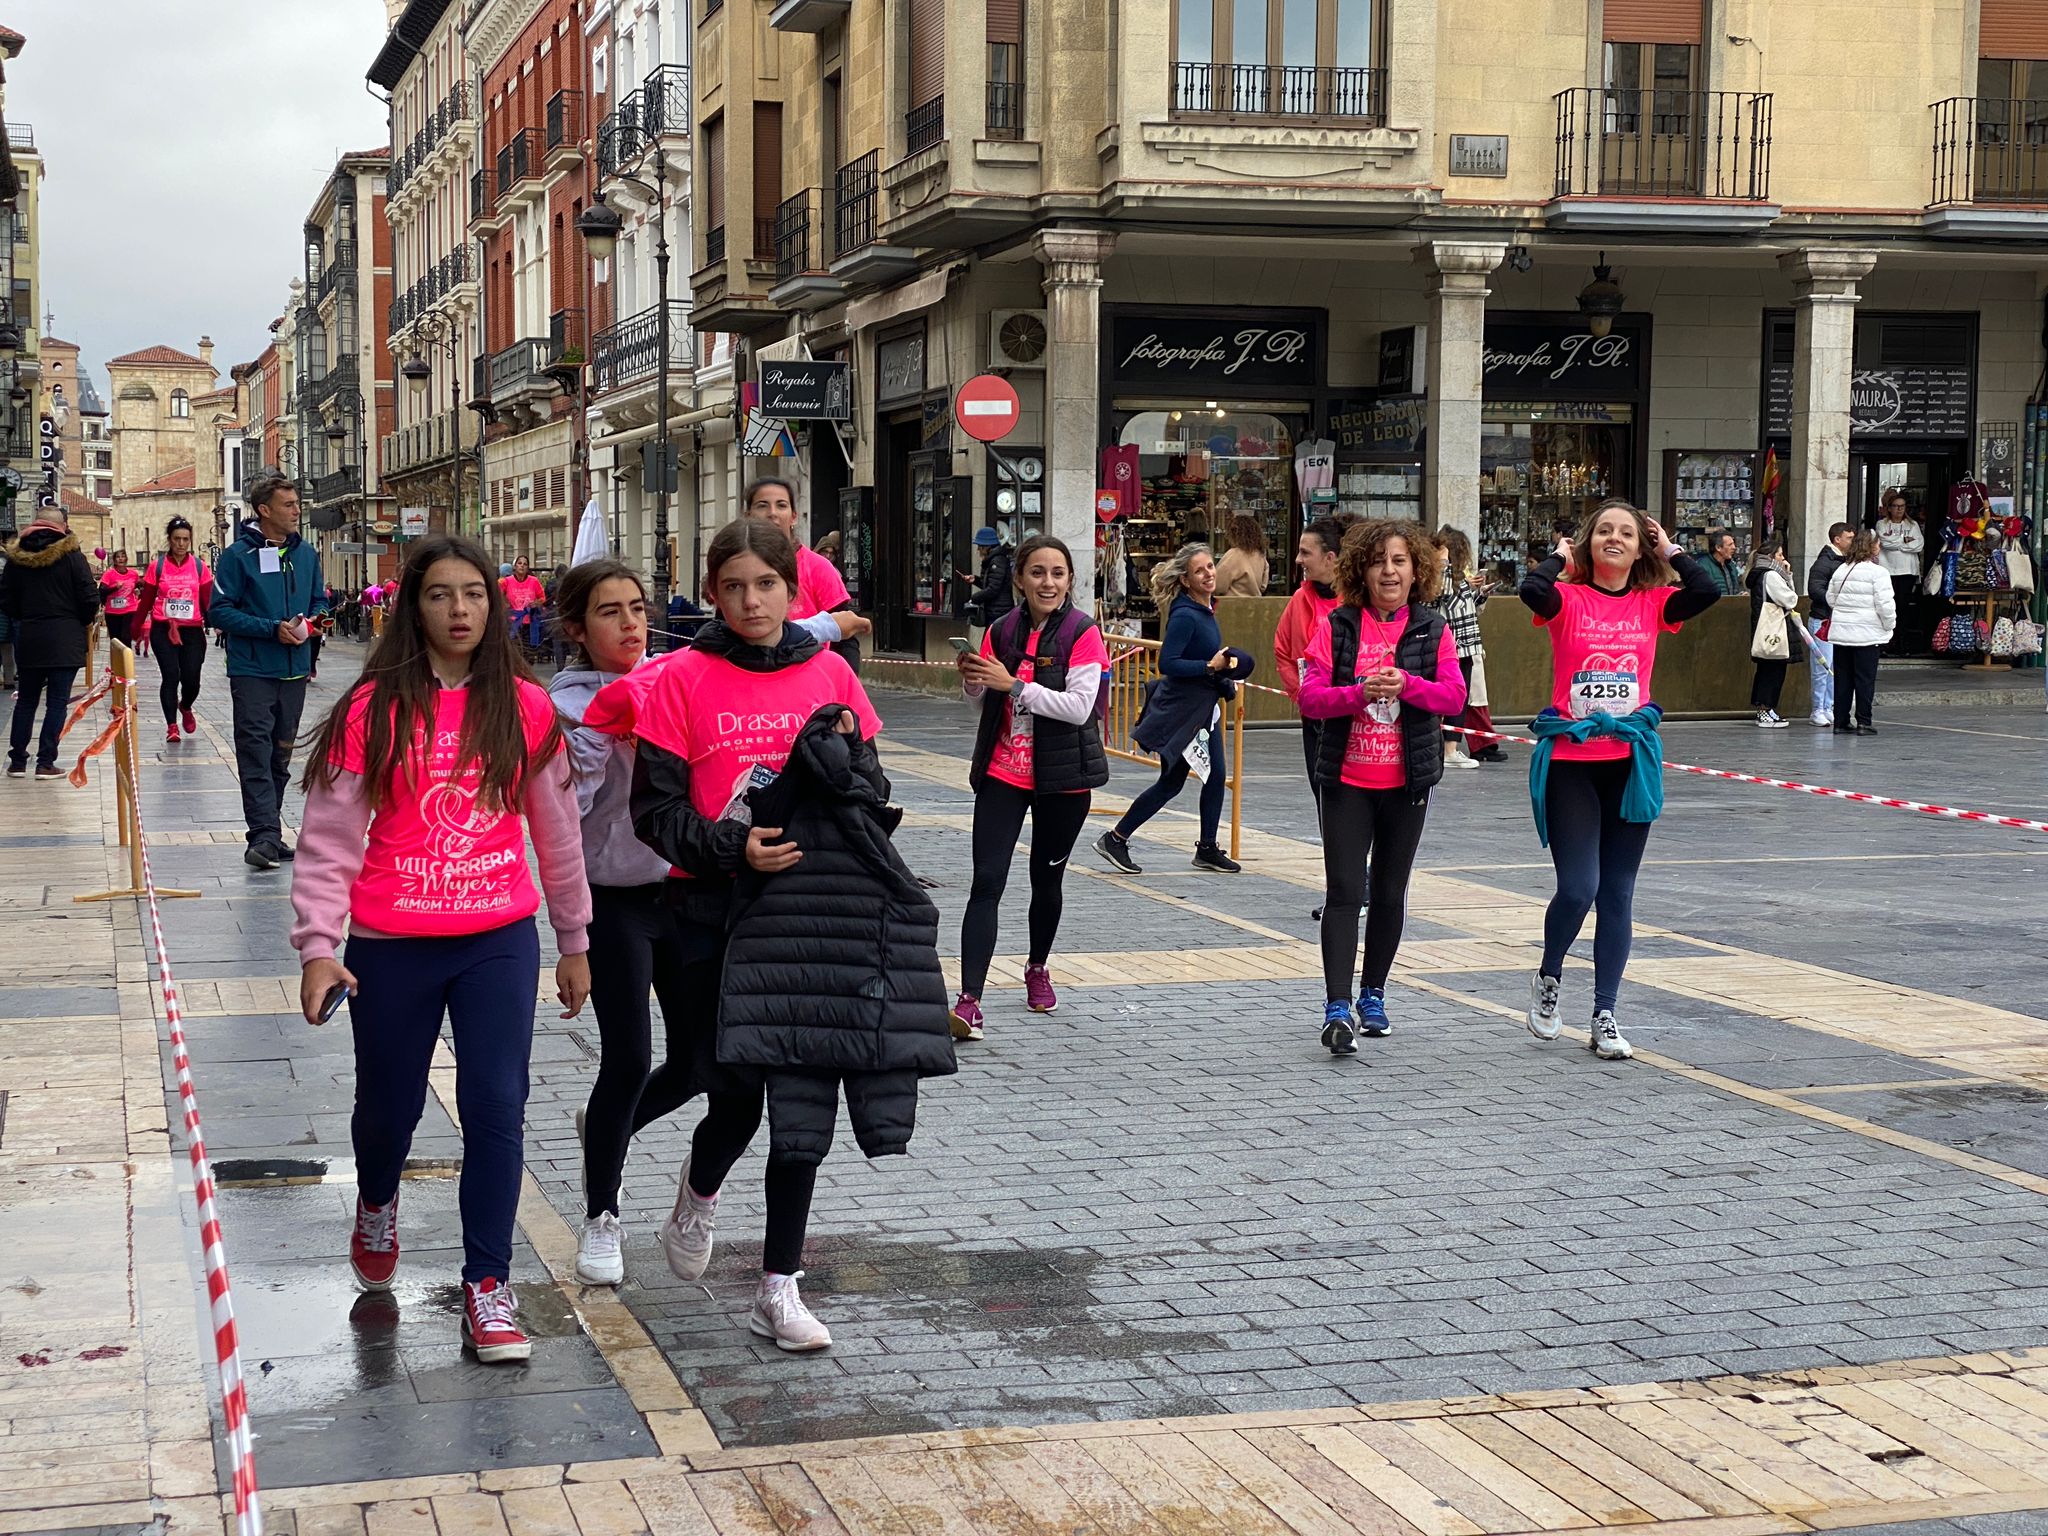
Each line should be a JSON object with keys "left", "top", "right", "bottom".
{"left": 75, "top": 640, "right": 201, "bottom": 905}
{"left": 1098, "top": 636, "right": 1246, "bottom": 861}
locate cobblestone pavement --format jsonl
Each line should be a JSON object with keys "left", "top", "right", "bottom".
{"left": 14, "top": 646, "right": 2048, "bottom": 1533}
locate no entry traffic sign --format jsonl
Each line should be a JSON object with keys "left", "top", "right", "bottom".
{"left": 955, "top": 373, "right": 1021, "bottom": 443}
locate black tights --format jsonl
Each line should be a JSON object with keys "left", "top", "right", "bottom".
{"left": 959, "top": 781, "right": 1092, "bottom": 998}
{"left": 1319, "top": 783, "right": 1430, "bottom": 998}
{"left": 688, "top": 1090, "right": 817, "bottom": 1274}
{"left": 150, "top": 625, "right": 205, "bottom": 724}
{"left": 1115, "top": 750, "right": 1226, "bottom": 846}
{"left": 1540, "top": 757, "right": 1652, "bottom": 1015}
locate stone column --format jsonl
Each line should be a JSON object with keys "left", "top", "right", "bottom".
{"left": 1780, "top": 248, "right": 1878, "bottom": 570}
{"left": 1035, "top": 226, "right": 1117, "bottom": 613}
{"left": 1416, "top": 241, "right": 1506, "bottom": 542}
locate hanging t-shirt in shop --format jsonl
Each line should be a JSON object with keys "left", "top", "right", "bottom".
{"left": 1294, "top": 438, "right": 1336, "bottom": 513}
{"left": 1099, "top": 443, "right": 1141, "bottom": 519}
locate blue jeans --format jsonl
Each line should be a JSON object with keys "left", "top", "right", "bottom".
{"left": 1539, "top": 757, "right": 1653, "bottom": 1016}
{"left": 346, "top": 918, "right": 539, "bottom": 1284}
{"left": 1807, "top": 618, "right": 1834, "bottom": 718}
{"left": 8, "top": 665, "right": 77, "bottom": 771}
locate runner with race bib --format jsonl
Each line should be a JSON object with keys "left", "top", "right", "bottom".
{"left": 135, "top": 516, "right": 214, "bottom": 744}
{"left": 1519, "top": 498, "right": 1717, "bottom": 1062}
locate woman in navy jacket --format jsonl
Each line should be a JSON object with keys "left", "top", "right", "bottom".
{"left": 1094, "top": 543, "right": 1254, "bottom": 874}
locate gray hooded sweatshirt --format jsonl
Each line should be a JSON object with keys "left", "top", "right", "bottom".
{"left": 549, "top": 664, "right": 675, "bottom": 889}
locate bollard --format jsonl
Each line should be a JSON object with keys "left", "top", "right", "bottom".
{"left": 75, "top": 641, "right": 201, "bottom": 904}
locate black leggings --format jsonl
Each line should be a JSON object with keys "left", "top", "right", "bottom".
{"left": 688, "top": 1091, "right": 817, "bottom": 1275}
{"left": 1115, "top": 749, "right": 1226, "bottom": 846}
{"left": 105, "top": 612, "right": 134, "bottom": 650}
{"left": 959, "top": 781, "right": 1092, "bottom": 998}
{"left": 1540, "top": 757, "right": 1653, "bottom": 1015}
{"left": 580, "top": 882, "right": 701, "bottom": 1219}
{"left": 1319, "top": 783, "right": 1430, "bottom": 998}
{"left": 150, "top": 625, "right": 205, "bottom": 724}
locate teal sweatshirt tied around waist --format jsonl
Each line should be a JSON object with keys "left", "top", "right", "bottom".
{"left": 1527, "top": 704, "right": 1665, "bottom": 848}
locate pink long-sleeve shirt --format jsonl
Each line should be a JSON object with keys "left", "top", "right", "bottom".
{"left": 289, "top": 680, "right": 591, "bottom": 961}
{"left": 1299, "top": 607, "right": 1465, "bottom": 789}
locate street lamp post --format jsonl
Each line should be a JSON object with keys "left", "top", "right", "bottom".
{"left": 403, "top": 311, "right": 469, "bottom": 542}
{"left": 577, "top": 171, "right": 673, "bottom": 644}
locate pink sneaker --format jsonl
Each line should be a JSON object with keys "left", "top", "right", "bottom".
{"left": 1024, "top": 964, "right": 1059, "bottom": 1014}
{"left": 181, "top": 708, "right": 198, "bottom": 735}
{"left": 949, "top": 994, "right": 984, "bottom": 1042}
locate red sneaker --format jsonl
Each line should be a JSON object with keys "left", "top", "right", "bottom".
{"left": 180, "top": 708, "right": 197, "bottom": 735}
{"left": 461, "top": 1277, "right": 531, "bottom": 1362}
{"left": 166, "top": 723, "right": 180, "bottom": 744}
{"left": 349, "top": 1194, "right": 399, "bottom": 1291}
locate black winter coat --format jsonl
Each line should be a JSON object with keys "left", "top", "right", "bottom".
{"left": 719, "top": 704, "right": 955, "bottom": 1164}
{"left": 0, "top": 526, "right": 100, "bottom": 670}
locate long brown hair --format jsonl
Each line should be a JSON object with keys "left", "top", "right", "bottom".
{"left": 302, "top": 535, "right": 560, "bottom": 815}
{"left": 1432, "top": 526, "right": 1474, "bottom": 583}
{"left": 1568, "top": 497, "right": 1675, "bottom": 593}
{"left": 551, "top": 558, "right": 646, "bottom": 667}
{"left": 703, "top": 517, "right": 798, "bottom": 603}
{"left": 1337, "top": 519, "right": 1442, "bottom": 608}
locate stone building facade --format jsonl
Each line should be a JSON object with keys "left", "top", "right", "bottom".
{"left": 107, "top": 341, "right": 220, "bottom": 560}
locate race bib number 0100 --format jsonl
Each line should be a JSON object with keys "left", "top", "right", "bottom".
{"left": 164, "top": 598, "right": 196, "bottom": 621}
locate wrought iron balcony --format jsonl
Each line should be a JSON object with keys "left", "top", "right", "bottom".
{"left": 906, "top": 96, "right": 945, "bottom": 156}
{"left": 706, "top": 225, "right": 726, "bottom": 265}
{"left": 752, "top": 216, "right": 778, "bottom": 262}
{"left": 590, "top": 301, "right": 692, "bottom": 395}
{"left": 597, "top": 97, "right": 645, "bottom": 181}
{"left": 310, "top": 465, "right": 363, "bottom": 505}
{"left": 495, "top": 127, "right": 542, "bottom": 200}
{"left": 640, "top": 63, "right": 691, "bottom": 139}
{"left": 1553, "top": 88, "right": 1773, "bottom": 200}
{"left": 550, "top": 307, "right": 586, "bottom": 364}
{"left": 834, "top": 151, "right": 878, "bottom": 256}
{"left": 309, "top": 358, "right": 361, "bottom": 411}
{"left": 318, "top": 240, "right": 357, "bottom": 302}
{"left": 471, "top": 167, "right": 492, "bottom": 219}
{"left": 1932, "top": 96, "right": 2048, "bottom": 205}
{"left": 1171, "top": 62, "right": 1385, "bottom": 123}
{"left": 546, "top": 89, "right": 584, "bottom": 156}
{"left": 487, "top": 333, "right": 571, "bottom": 404}
{"left": 987, "top": 77, "right": 1024, "bottom": 141}
{"left": 6, "top": 123, "right": 31, "bottom": 150}
{"left": 773, "top": 189, "right": 827, "bottom": 281}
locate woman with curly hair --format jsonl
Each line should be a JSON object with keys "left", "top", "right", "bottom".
{"left": 1296, "top": 520, "right": 1465, "bottom": 1056}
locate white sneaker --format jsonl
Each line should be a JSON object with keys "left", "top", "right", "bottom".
{"left": 1447, "top": 750, "right": 1480, "bottom": 769}
{"left": 749, "top": 1271, "right": 832, "bottom": 1352}
{"left": 1589, "top": 1010, "right": 1634, "bottom": 1060}
{"left": 1526, "top": 973, "right": 1562, "bottom": 1041}
{"left": 1810, "top": 712, "right": 1832, "bottom": 727}
{"left": 1754, "top": 710, "right": 1772, "bottom": 728}
{"left": 1766, "top": 711, "right": 1789, "bottom": 728}
{"left": 660, "top": 1158, "right": 717, "bottom": 1281}
{"left": 576, "top": 1212, "right": 625, "bottom": 1286}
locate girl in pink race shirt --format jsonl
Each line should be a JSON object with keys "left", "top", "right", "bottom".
{"left": 1519, "top": 498, "right": 1718, "bottom": 1062}
{"left": 98, "top": 550, "right": 141, "bottom": 650}
{"left": 1297, "top": 520, "right": 1465, "bottom": 1057}
{"left": 742, "top": 477, "right": 871, "bottom": 666}
{"left": 135, "top": 516, "right": 214, "bottom": 743}
{"left": 288, "top": 535, "right": 593, "bottom": 1365}
{"left": 499, "top": 555, "right": 546, "bottom": 651}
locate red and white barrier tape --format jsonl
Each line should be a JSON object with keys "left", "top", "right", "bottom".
{"left": 118, "top": 677, "right": 263, "bottom": 1534}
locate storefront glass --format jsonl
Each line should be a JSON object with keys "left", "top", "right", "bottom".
{"left": 1478, "top": 405, "right": 1632, "bottom": 584}
{"left": 1115, "top": 407, "right": 1302, "bottom": 595}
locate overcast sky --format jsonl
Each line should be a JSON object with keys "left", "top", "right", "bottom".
{"left": 10, "top": 1, "right": 391, "bottom": 399}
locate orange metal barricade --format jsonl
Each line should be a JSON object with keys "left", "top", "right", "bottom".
{"left": 1098, "top": 636, "right": 1245, "bottom": 861}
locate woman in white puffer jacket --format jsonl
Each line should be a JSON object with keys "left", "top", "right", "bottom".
{"left": 1825, "top": 531, "right": 1895, "bottom": 736}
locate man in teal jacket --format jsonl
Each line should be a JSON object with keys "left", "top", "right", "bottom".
{"left": 209, "top": 472, "right": 329, "bottom": 869}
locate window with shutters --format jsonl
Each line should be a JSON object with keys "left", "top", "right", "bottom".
{"left": 753, "top": 104, "right": 783, "bottom": 260}
{"left": 1170, "top": 0, "right": 1385, "bottom": 122}
{"left": 703, "top": 113, "right": 725, "bottom": 260}
{"left": 1953, "top": 56, "right": 2048, "bottom": 201}
{"left": 987, "top": 0, "right": 1023, "bottom": 139}
{"left": 906, "top": 0, "right": 945, "bottom": 151}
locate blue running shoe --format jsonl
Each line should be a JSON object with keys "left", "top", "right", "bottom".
{"left": 1321, "top": 1000, "right": 1358, "bottom": 1056}
{"left": 1357, "top": 989, "right": 1391, "bottom": 1038}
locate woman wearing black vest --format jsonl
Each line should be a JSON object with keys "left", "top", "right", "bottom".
{"left": 1298, "top": 521, "right": 1465, "bottom": 1056}
{"left": 953, "top": 535, "right": 1110, "bottom": 1043}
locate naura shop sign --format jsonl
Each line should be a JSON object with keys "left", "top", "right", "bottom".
{"left": 1108, "top": 308, "right": 1323, "bottom": 390}
{"left": 1483, "top": 317, "right": 1646, "bottom": 400}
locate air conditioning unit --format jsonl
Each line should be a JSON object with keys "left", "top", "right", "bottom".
{"left": 990, "top": 309, "right": 1049, "bottom": 369}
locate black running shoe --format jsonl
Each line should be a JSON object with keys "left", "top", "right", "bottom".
{"left": 1093, "top": 830, "right": 1141, "bottom": 875}
{"left": 1191, "top": 843, "right": 1241, "bottom": 873}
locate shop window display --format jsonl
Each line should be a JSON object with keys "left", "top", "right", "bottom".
{"left": 1478, "top": 409, "right": 1630, "bottom": 585}
{"left": 1116, "top": 408, "right": 1301, "bottom": 605}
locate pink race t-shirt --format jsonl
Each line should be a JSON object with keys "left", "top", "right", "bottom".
{"left": 792, "top": 544, "right": 852, "bottom": 621}
{"left": 342, "top": 679, "right": 563, "bottom": 935}
{"left": 100, "top": 569, "right": 140, "bottom": 615}
{"left": 983, "top": 623, "right": 1111, "bottom": 792}
{"left": 634, "top": 647, "right": 882, "bottom": 822}
{"left": 146, "top": 555, "right": 209, "bottom": 626}
{"left": 501, "top": 575, "right": 546, "bottom": 613}
{"left": 1540, "top": 582, "right": 1681, "bottom": 762}
{"left": 1306, "top": 609, "right": 1415, "bottom": 790}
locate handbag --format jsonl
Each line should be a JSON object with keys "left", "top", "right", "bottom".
{"left": 1751, "top": 602, "right": 1790, "bottom": 661}
{"left": 1947, "top": 613, "right": 1984, "bottom": 654}
{"left": 2012, "top": 618, "right": 2044, "bottom": 656}
{"left": 1990, "top": 616, "right": 2017, "bottom": 658}
{"left": 1931, "top": 616, "right": 1954, "bottom": 654}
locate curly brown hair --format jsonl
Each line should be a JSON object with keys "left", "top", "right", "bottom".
{"left": 1567, "top": 497, "right": 1676, "bottom": 593}
{"left": 1336, "top": 519, "right": 1442, "bottom": 609}
{"left": 1431, "top": 526, "right": 1474, "bottom": 583}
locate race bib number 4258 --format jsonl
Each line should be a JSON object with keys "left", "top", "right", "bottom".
{"left": 1569, "top": 667, "right": 1639, "bottom": 718}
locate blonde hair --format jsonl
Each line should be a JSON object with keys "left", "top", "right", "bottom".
{"left": 1150, "top": 542, "right": 1213, "bottom": 618}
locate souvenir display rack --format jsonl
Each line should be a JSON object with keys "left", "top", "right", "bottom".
{"left": 1663, "top": 449, "right": 1759, "bottom": 555}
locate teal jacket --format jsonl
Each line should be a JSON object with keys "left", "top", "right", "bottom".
{"left": 209, "top": 522, "right": 329, "bottom": 680}
{"left": 1527, "top": 704, "right": 1664, "bottom": 847}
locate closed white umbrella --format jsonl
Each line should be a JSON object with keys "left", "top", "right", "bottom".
{"left": 571, "top": 497, "right": 609, "bottom": 567}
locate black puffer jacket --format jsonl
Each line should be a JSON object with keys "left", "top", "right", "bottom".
{"left": 0, "top": 525, "right": 99, "bottom": 670}
{"left": 719, "top": 704, "right": 956, "bottom": 1163}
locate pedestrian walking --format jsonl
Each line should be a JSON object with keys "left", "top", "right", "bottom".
{"left": 950, "top": 534, "right": 1110, "bottom": 1044}
{"left": 500, "top": 556, "right": 545, "bottom": 656}
{"left": 547, "top": 558, "right": 694, "bottom": 1287}
{"left": 0, "top": 509, "right": 98, "bottom": 780}
{"left": 209, "top": 472, "right": 329, "bottom": 870}
{"left": 1520, "top": 498, "right": 1719, "bottom": 1061}
{"left": 1825, "top": 530, "right": 1895, "bottom": 736}
{"left": 1429, "top": 526, "right": 1501, "bottom": 765}
{"left": 289, "top": 534, "right": 591, "bottom": 1363}
{"left": 1093, "top": 543, "right": 1254, "bottom": 876}
{"left": 743, "top": 477, "right": 871, "bottom": 663}
{"left": 135, "top": 517, "right": 214, "bottom": 744}
{"left": 623, "top": 518, "right": 950, "bottom": 1353}
{"left": 1274, "top": 515, "right": 1348, "bottom": 920}
{"left": 1299, "top": 519, "right": 1465, "bottom": 1055}
{"left": 1805, "top": 521, "right": 1854, "bottom": 726}
{"left": 1215, "top": 513, "right": 1271, "bottom": 598}
{"left": 1745, "top": 535, "right": 1804, "bottom": 727}
{"left": 98, "top": 550, "right": 141, "bottom": 651}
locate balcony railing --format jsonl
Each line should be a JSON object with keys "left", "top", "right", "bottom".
{"left": 310, "top": 358, "right": 361, "bottom": 411}
{"left": 1171, "top": 62, "right": 1385, "bottom": 123}
{"left": 550, "top": 306, "right": 586, "bottom": 362}
{"left": 773, "top": 188, "right": 831, "bottom": 280}
{"left": 489, "top": 336, "right": 557, "bottom": 399}
{"left": 641, "top": 63, "right": 691, "bottom": 138}
{"left": 706, "top": 224, "right": 726, "bottom": 265}
{"left": 318, "top": 240, "right": 357, "bottom": 302}
{"left": 388, "top": 83, "right": 473, "bottom": 197}
{"left": 986, "top": 76, "right": 1024, "bottom": 140}
{"left": 6, "top": 123, "right": 31, "bottom": 150}
{"left": 752, "top": 216, "right": 778, "bottom": 262}
{"left": 311, "top": 465, "right": 364, "bottom": 505}
{"left": 1932, "top": 96, "right": 2048, "bottom": 205}
{"left": 590, "top": 301, "right": 692, "bottom": 394}
{"left": 835, "top": 151, "right": 878, "bottom": 256}
{"left": 906, "top": 96, "right": 945, "bottom": 155}
{"left": 597, "top": 97, "right": 644, "bottom": 181}
{"left": 546, "top": 89, "right": 584, "bottom": 154}
{"left": 495, "top": 127, "right": 542, "bottom": 199}
{"left": 471, "top": 167, "right": 492, "bottom": 219}
{"left": 1553, "top": 88, "right": 1773, "bottom": 201}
